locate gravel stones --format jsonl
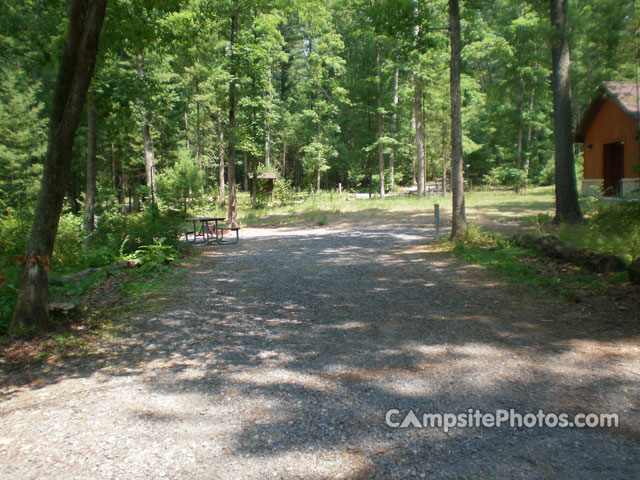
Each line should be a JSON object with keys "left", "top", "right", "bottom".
{"left": 1, "top": 224, "right": 639, "bottom": 479}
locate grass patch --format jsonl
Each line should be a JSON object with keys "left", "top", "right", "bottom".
{"left": 518, "top": 196, "right": 640, "bottom": 262}
{"left": 450, "top": 225, "right": 627, "bottom": 301}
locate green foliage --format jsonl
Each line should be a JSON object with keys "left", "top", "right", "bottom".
{"left": 452, "top": 226, "right": 624, "bottom": 299}
{"left": 157, "top": 149, "right": 204, "bottom": 212}
{"left": 91, "top": 208, "right": 183, "bottom": 258}
{"left": 483, "top": 166, "right": 527, "bottom": 189}
{"left": 0, "top": 69, "right": 47, "bottom": 213}
{"left": 553, "top": 199, "right": 640, "bottom": 262}
{"left": 125, "top": 237, "right": 179, "bottom": 274}
{"left": 272, "top": 178, "right": 296, "bottom": 205}
{"left": 52, "top": 214, "right": 85, "bottom": 270}
{"left": 536, "top": 161, "right": 555, "bottom": 186}
{"left": 0, "top": 209, "right": 32, "bottom": 258}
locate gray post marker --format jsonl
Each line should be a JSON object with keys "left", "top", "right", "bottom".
{"left": 338, "top": 182, "right": 342, "bottom": 195}
{"left": 435, "top": 204, "right": 440, "bottom": 238}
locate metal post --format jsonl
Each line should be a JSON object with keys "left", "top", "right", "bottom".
{"left": 435, "top": 203, "right": 440, "bottom": 238}
{"left": 338, "top": 182, "right": 342, "bottom": 195}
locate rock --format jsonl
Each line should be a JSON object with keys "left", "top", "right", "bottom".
{"left": 629, "top": 258, "right": 640, "bottom": 284}
{"left": 48, "top": 302, "right": 80, "bottom": 321}
{"left": 590, "top": 252, "right": 626, "bottom": 275}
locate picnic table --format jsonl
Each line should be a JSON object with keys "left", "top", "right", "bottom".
{"left": 185, "top": 217, "right": 225, "bottom": 245}
{"left": 184, "top": 217, "right": 240, "bottom": 245}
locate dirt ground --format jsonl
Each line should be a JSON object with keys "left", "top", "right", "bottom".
{"left": 0, "top": 211, "right": 639, "bottom": 479}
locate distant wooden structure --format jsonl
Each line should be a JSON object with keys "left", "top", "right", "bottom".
{"left": 575, "top": 82, "right": 640, "bottom": 196}
{"left": 248, "top": 171, "right": 277, "bottom": 203}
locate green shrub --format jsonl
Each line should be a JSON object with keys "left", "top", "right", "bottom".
{"left": 125, "top": 237, "right": 179, "bottom": 273}
{"left": 0, "top": 208, "right": 32, "bottom": 258}
{"left": 52, "top": 213, "right": 84, "bottom": 270}
{"left": 483, "top": 166, "right": 527, "bottom": 190}
{"left": 92, "top": 207, "right": 182, "bottom": 257}
{"left": 537, "top": 161, "right": 555, "bottom": 186}
{"left": 273, "top": 178, "right": 297, "bottom": 204}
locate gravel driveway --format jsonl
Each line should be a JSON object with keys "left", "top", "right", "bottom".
{"left": 1, "top": 223, "right": 639, "bottom": 479}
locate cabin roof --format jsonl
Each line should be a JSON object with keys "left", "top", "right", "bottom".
{"left": 247, "top": 172, "right": 277, "bottom": 179}
{"left": 574, "top": 81, "right": 640, "bottom": 142}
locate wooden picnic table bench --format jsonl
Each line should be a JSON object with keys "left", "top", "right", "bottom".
{"left": 184, "top": 217, "right": 240, "bottom": 245}
{"left": 207, "top": 224, "right": 240, "bottom": 244}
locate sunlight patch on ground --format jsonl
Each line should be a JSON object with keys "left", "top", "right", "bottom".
{"left": 229, "top": 368, "right": 339, "bottom": 393}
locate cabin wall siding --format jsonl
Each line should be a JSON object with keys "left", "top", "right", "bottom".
{"left": 583, "top": 98, "right": 640, "bottom": 179}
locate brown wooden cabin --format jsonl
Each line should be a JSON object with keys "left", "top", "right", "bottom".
{"left": 574, "top": 82, "right": 640, "bottom": 196}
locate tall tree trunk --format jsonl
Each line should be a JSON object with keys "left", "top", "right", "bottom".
{"left": 217, "top": 110, "right": 226, "bottom": 206}
{"left": 119, "top": 163, "right": 126, "bottom": 214}
{"left": 441, "top": 121, "right": 448, "bottom": 195}
{"left": 11, "top": 0, "right": 107, "bottom": 333}
{"left": 227, "top": 7, "right": 238, "bottom": 227}
{"left": 184, "top": 110, "right": 190, "bottom": 151}
{"left": 524, "top": 84, "right": 536, "bottom": 189}
{"left": 111, "top": 141, "right": 116, "bottom": 194}
{"left": 282, "top": 135, "right": 287, "bottom": 178}
{"left": 549, "top": 0, "right": 582, "bottom": 222}
{"left": 449, "top": 0, "right": 467, "bottom": 240}
{"left": 410, "top": 110, "right": 417, "bottom": 186}
{"left": 516, "top": 73, "right": 525, "bottom": 170}
{"left": 83, "top": 90, "right": 97, "bottom": 246}
{"left": 243, "top": 151, "right": 249, "bottom": 191}
{"left": 196, "top": 94, "right": 202, "bottom": 178}
{"left": 136, "top": 51, "right": 156, "bottom": 201}
{"left": 414, "top": 75, "right": 426, "bottom": 196}
{"left": 390, "top": 67, "right": 399, "bottom": 190}
{"left": 375, "top": 42, "right": 385, "bottom": 197}
{"left": 265, "top": 69, "right": 273, "bottom": 167}
{"left": 515, "top": 73, "right": 525, "bottom": 193}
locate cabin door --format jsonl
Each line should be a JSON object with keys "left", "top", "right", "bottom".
{"left": 603, "top": 142, "right": 624, "bottom": 195}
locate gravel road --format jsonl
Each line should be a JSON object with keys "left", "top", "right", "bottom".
{"left": 1, "top": 223, "right": 639, "bottom": 479}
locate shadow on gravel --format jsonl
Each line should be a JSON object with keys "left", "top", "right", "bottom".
{"left": 141, "top": 227, "right": 640, "bottom": 478}
{"left": 3, "top": 225, "right": 639, "bottom": 478}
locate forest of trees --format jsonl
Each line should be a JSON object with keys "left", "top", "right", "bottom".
{"left": 1, "top": 0, "right": 639, "bottom": 329}
{"left": 2, "top": 0, "right": 638, "bottom": 216}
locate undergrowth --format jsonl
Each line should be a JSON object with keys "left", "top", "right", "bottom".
{"left": 451, "top": 225, "right": 627, "bottom": 301}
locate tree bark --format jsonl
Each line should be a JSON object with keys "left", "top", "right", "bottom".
{"left": 441, "top": 121, "right": 448, "bottom": 195}
{"left": 119, "top": 165, "right": 126, "bottom": 214}
{"left": 227, "top": 7, "right": 238, "bottom": 227}
{"left": 11, "top": 0, "right": 107, "bottom": 333}
{"left": 390, "top": 67, "right": 399, "bottom": 190}
{"left": 196, "top": 87, "right": 202, "bottom": 183}
{"left": 136, "top": 51, "right": 156, "bottom": 201}
{"left": 111, "top": 141, "right": 116, "bottom": 194}
{"left": 524, "top": 84, "right": 536, "bottom": 188}
{"left": 515, "top": 73, "right": 525, "bottom": 193}
{"left": 265, "top": 69, "right": 273, "bottom": 167}
{"left": 516, "top": 73, "right": 525, "bottom": 170}
{"left": 217, "top": 110, "right": 226, "bottom": 206}
{"left": 243, "top": 151, "right": 249, "bottom": 191}
{"left": 83, "top": 90, "right": 97, "bottom": 246}
{"left": 449, "top": 0, "right": 467, "bottom": 240}
{"left": 282, "top": 135, "right": 287, "bottom": 178}
{"left": 549, "top": 0, "right": 582, "bottom": 222}
{"left": 184, "top": 110, "right": 190, "bottom": 151}
{"left": 375, "top": 42, "right": 385, "bottom": 197}
{"left": 410, "top": 110, "right": 417, "bottom": 186}
{"left": 414, "top": 75, "right": 426, "bottom": 196}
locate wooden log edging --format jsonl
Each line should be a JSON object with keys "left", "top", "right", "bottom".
{"left": 512, "top": 233, "right": 626, "bottom": 275}
{"left": 51, "top": 260, "right": 137, "bottom": 285}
